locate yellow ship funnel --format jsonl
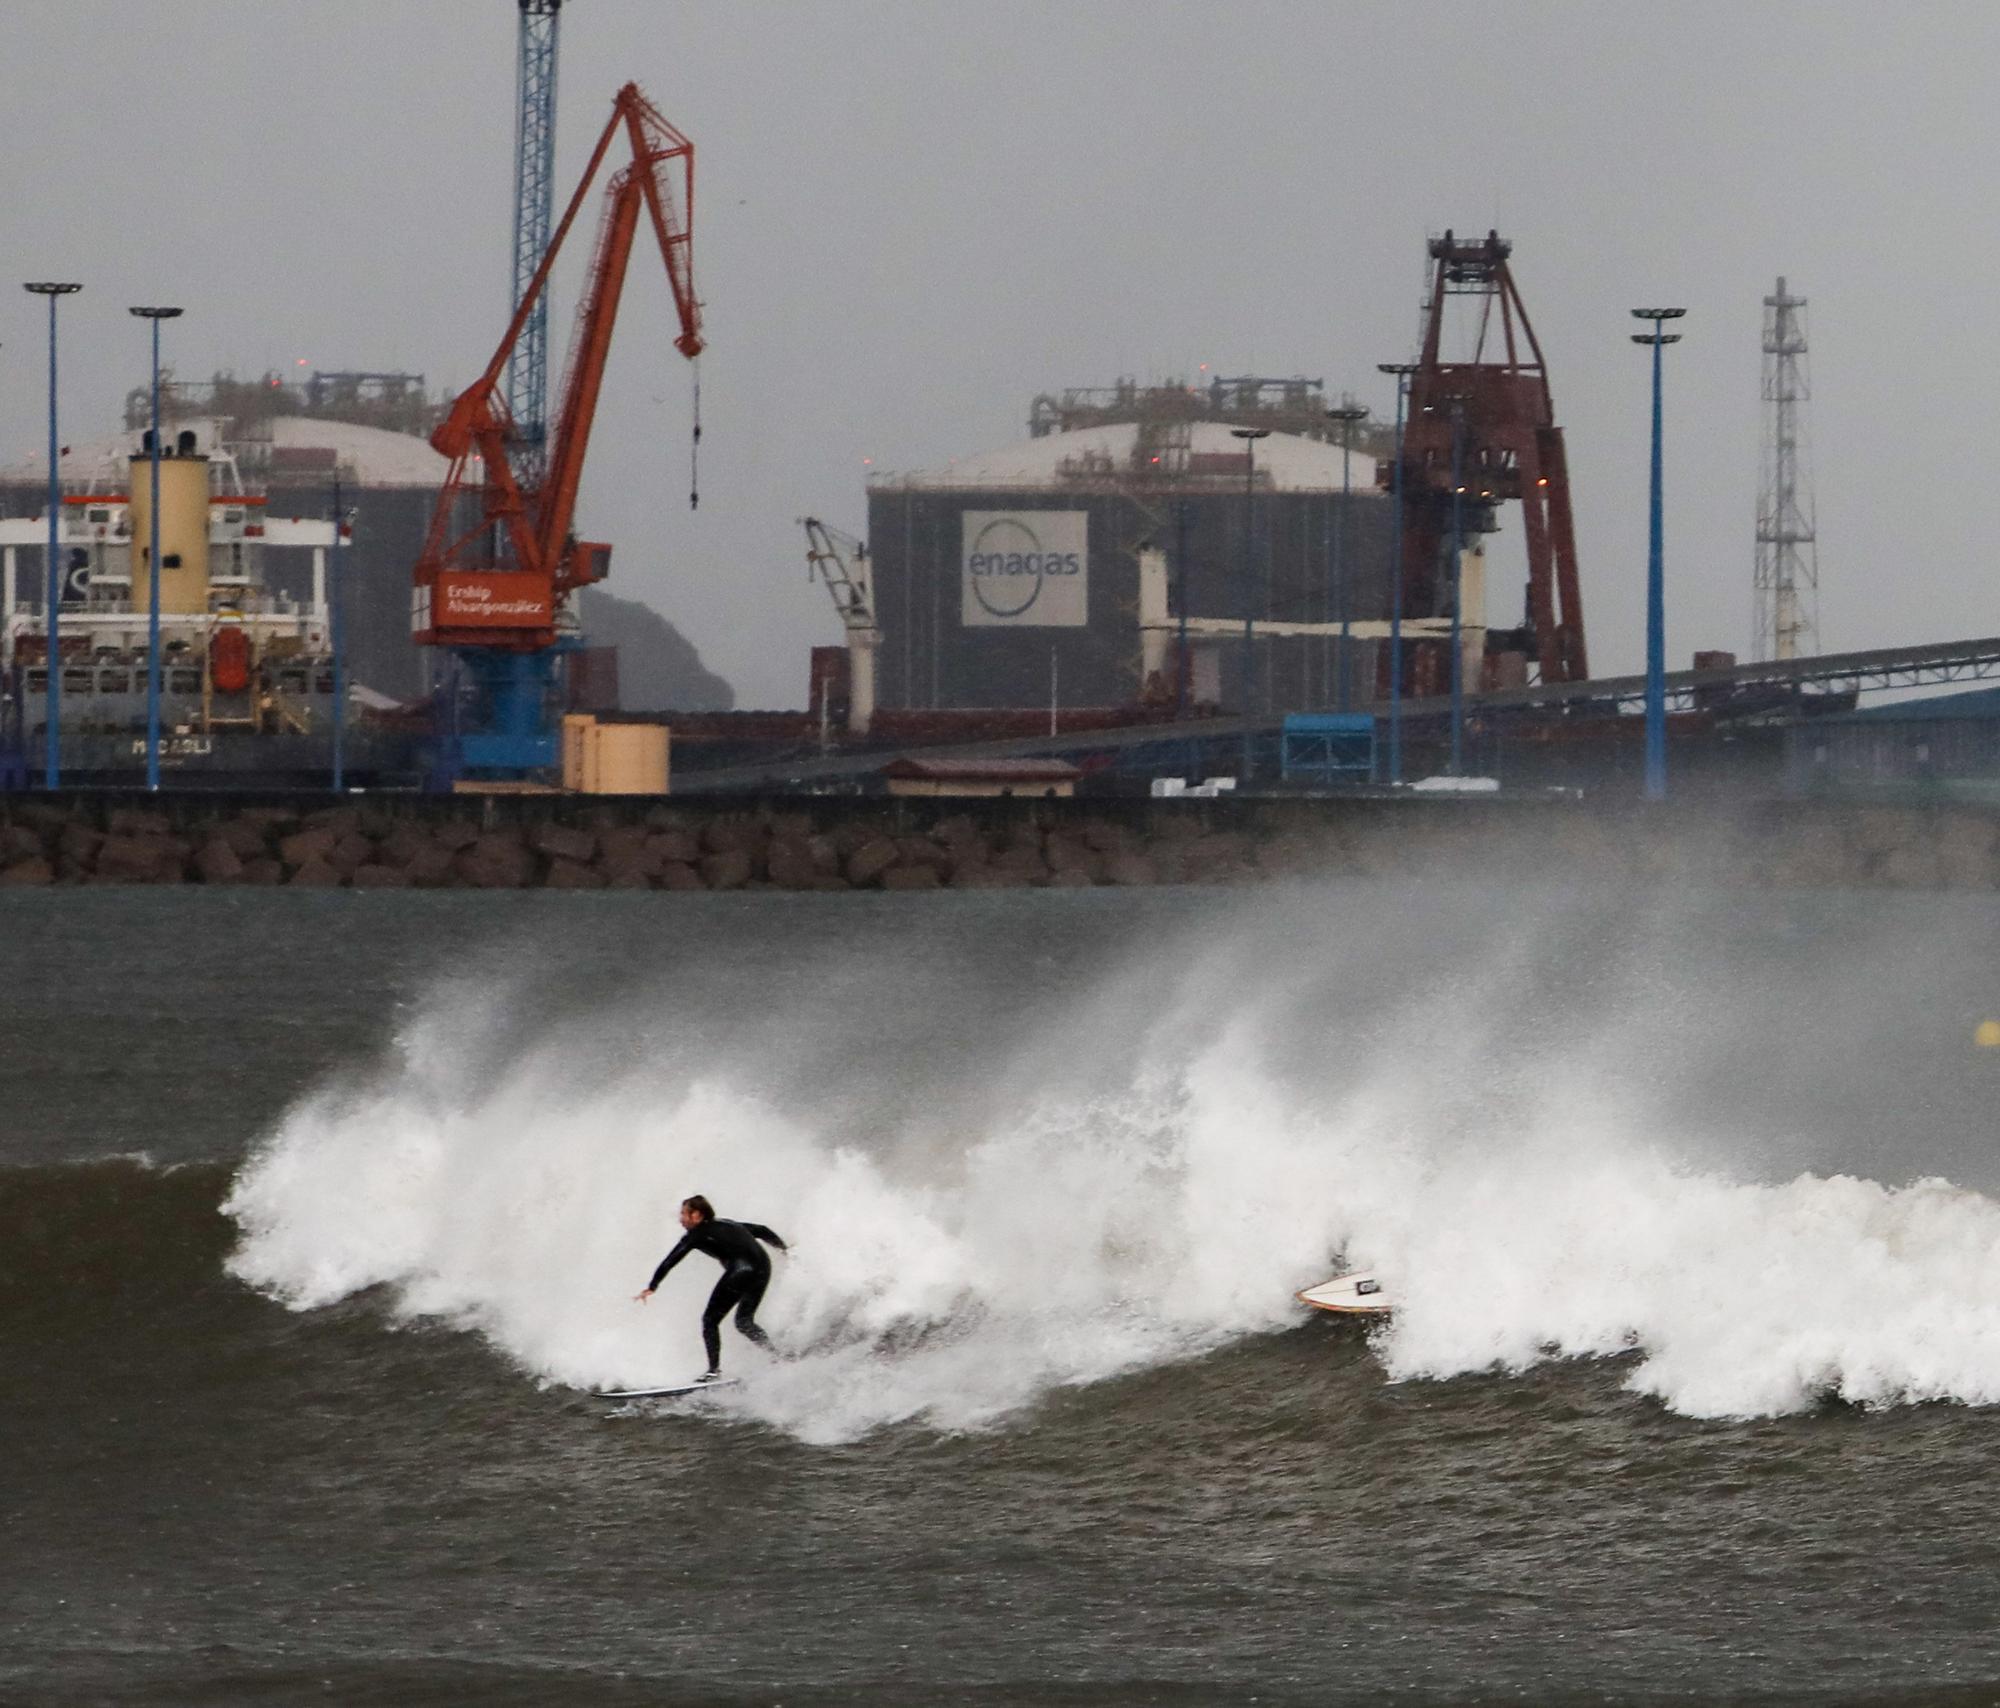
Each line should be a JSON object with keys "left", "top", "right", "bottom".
{"left": 128, "top": 430, "right": 211, "bottom": 615}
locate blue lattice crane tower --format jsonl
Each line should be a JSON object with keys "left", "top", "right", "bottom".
{"left": 508, "top": 0, "right": 563, "bottom": 487}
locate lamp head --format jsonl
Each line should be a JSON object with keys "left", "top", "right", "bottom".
{"left": 128, "top": 306, "right": 184, "bottom": 320}
{"left": 23, "top": 282, "right": 81, "bottom": 297}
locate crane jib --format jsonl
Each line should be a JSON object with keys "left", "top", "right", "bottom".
{"left": 411, "top": 80, "right": 700, "bottom": 655}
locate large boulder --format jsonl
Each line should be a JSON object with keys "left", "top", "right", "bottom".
{"left": 302, "top": 805, "right": 363, "bottom": 840}
{"left": 894, "top": 836, "right": 952, "bottom": 874}
{"left": 1043, "top": 837, "right": 1103, "bottom": 882}
{"left": 543, "top": 858, "right": 605, "bottom": 890}
{"left": 195, "top": 840, "right": 245, "bottom": 884}
{"left": 1758, "top": 823, "right": 1854, "bottom": 888}
{"left": 699, "top": 849, "right": 753, "bottom": 891}
{"left": 56, "top": 822, "right": 101, "bottom": 865}
{"left": 596, "top": 825, "right": 652, "bottom": 870}
{"left": 647, "top": 829, "right": 700, "bottom": 867}
{"left": 701, "top": 817, "right": 762, "bottom": 856}
{"left": 845, "top": 837, "right": 901, "bottom": 887}
{"left": 455, "top": 836, "right": 536, "bottom": 888}
{"left": 375, "top": 823, "right": 433, "bottom": 869}
{"left": 1936, "top": 813, "right": 2000, "bottom": 890}
{"left": 531, "top": 822, "right": 597, "bottom": 865}
{"left": 325, "top": 833, "right": 378, "bottom": 875}
{"left": 96, "top": 834, "right": 184, "bottom": 883}
{"left": 278, "top": 825, "right": 339, "bottom": 870}
{"left": 765, "top": 839, "right": 819, "bottom": 890}
{"left": 215, "top": 817, "right": 272, "bottom": 861}
{"left": 350, "top": 863, "right": 412, "bottom": 889}
{"left": 0, "top": 857, "right": 54, "bottom": 886}
{"left": 1104, "top": 851, "right": 1159, "bottom": 886}
{"left": 107, "top": 807, "right": 171, "bottom": 839}
{"left": 1181, "top": 832, "right": 1253, "bottom": 882}
{"left": 404, "top": 845, "right": 460, "bottom": 889}
{"left": 1877, "top": 844, "right": 1943, "bottom": 889}
{"left": 989, "top": 842, "right": 1049, "bottom": 881}
{"left": 0, "top": 824, "right": 47, "bottom": 864}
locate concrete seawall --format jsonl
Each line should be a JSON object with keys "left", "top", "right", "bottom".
{"left": 0, "top": 793, "right": 1996, "bottom": 892}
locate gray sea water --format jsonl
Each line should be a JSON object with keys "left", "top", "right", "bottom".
{"left": 4, "top": 882, "right": 2000, "bottom": 1706}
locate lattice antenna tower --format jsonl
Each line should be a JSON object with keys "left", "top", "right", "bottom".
{"left": 506, "top": 0, "right": 563, "bottom": 486}
{"left": 1755, "top": 276, "right": 1818, "bottom": 660}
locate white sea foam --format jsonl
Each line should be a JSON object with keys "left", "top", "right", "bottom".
{"left": 223, "top": 889, "right": 2000, "bottom": 1441}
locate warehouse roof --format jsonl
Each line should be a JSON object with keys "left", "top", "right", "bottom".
{"left": 1840, "top": 686, "right": 2000, "bottom": 722}
{"left": 876, "top": 421, "right": 1379, "bottom": 493}
{"left": 0, "top": 415, "right": 455, "bottom": 489}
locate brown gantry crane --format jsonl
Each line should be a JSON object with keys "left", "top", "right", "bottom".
{"left": 1383, "top": 231, "right": 1587, "bottom": 698}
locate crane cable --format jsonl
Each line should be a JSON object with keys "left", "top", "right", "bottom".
{"left": 689, "top": 361, "right": 701, "bottom": 510}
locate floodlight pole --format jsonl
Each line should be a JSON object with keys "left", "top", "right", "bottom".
{"left": 1632, "top": 307, "right": 1686, "bottom": 802}
{"left": 331, "top": 471, "right": 347, "bottom": 792}
{"left": 23, "top": 282, "right": 80, "bottom": 789}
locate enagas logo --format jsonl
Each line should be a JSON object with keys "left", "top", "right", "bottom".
{"left": 966, "top": 515, "right": 1082, "bottom": 619}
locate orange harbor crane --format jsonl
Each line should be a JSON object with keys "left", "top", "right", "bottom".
{"left": 413, "top": 80, "right": 703, "bottom": 778}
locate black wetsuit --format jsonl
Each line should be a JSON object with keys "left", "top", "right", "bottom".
{"left": 648, "top": 1217, "right": 787, "bottom": 1373}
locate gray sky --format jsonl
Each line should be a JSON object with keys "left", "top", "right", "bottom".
{"left": 4, "top": 1, "right": 1994, "bottom": 707}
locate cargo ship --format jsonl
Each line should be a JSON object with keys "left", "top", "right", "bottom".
{"left": 0, "top": 424, "right": 417, "bottom": 786}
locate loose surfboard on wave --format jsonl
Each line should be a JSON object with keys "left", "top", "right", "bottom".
{"left": 1297, "top": 1271, "right": 1392, "bottom": 1317}
{"left": 597, "top": 1377, "right": 740, "bottom": 1402}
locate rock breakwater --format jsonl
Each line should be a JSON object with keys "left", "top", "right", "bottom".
{"left": 0, "top": 795, "right": 1993, "bottom": 893}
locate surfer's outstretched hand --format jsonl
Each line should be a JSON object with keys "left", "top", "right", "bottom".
{"left": 633, "top": 1289, "right": 654, "bottom": 1305}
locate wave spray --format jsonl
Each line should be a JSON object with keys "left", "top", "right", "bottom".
{"left": 225, "top": 885, "right": 2000, "bottom": 1441}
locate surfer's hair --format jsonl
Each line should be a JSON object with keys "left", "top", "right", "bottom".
{"left": 682, "top": 1194, "right": 715, "bottom": 1222}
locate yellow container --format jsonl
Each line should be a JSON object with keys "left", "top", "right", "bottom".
{"left": 127, "top": 451, "right": 211, "bottom": 615}
{"left": 563, "top": 713, "right": 669, "bottom": 794}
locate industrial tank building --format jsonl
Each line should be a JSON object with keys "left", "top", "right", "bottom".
{"left": 865, "top": 380, "right": 1392, "bottom": 715}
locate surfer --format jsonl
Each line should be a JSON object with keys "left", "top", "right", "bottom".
{"left": 634, "top": 1195, "right": 787, "bottom": 1382}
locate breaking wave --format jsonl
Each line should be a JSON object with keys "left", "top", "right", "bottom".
{"left": 220, "top": 883, "right": 2000, "bottom": 1441}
